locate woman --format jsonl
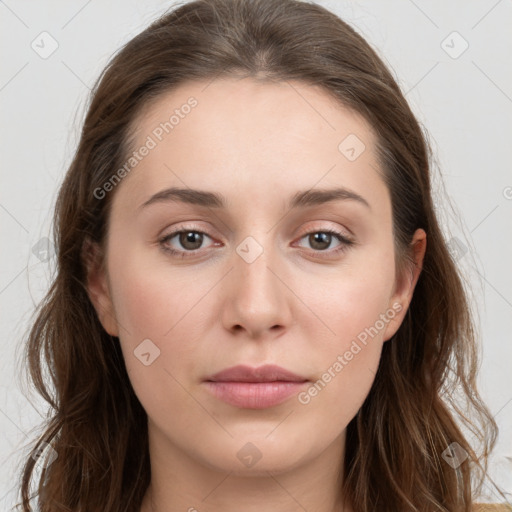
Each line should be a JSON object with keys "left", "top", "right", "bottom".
{"left": 15, "top": 0, "right": 506, "bottom": 510}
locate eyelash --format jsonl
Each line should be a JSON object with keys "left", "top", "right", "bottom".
{"left": 159, "top": 225, "right": 355, "bottom": 260}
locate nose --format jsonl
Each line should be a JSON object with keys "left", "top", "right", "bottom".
{"left": 220, "top": 235, "right": 293, "bottom": 340}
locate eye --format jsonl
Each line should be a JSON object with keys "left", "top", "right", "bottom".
{"left": 159, "top": 226, "right": 216, "bottom": 258}
{"left": 158, "top": 226, "right": 355, "bottom": 259}
{"left": 295, "top": 228, "right": 355, "bottom": 257}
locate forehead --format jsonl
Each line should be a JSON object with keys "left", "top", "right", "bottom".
{"left": 115, "top": 77, "right": 387, "bottom": 215}
{"left": 132, "top": 76, "right": 376, "bottom": 153}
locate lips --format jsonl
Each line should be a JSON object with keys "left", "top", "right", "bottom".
{"left": 205, "top": 364, "right": 308, "bottom": 383}
{"left": 203, "top": 364, "right": 309, "bottom": 409}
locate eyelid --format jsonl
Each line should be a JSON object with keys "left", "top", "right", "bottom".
{"left": 159, "top": 222, "right": 216, "bottom": 240}
{"left": 159, "top": 223, "right": 217, "bottom": 246}
{"left": 160, "top": 220, "right": 353, "bottom": 241}
{"left": 294, "top": 221, "right": 353, "bottom": 240}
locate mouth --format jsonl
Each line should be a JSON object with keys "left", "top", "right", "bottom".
{"left": 203, "top": 364, "right": 309, "bottom": 409}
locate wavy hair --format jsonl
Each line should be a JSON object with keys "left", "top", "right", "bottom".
{"left": 14, "top": 0, "right": 502, "bottom": 510}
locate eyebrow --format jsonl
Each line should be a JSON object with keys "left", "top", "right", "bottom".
{"left": 140, "top": 186, "right": 371, "bottom": 211}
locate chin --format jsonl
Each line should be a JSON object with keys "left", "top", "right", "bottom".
{"left": 195, "top": 435, "right": 314, "bottom": 476}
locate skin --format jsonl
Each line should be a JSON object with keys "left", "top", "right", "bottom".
{"left": 85, "top": 76, "right": 426, "bottom": 512}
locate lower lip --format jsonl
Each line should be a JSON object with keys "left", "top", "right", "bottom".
{"left": 204, "top": 381, "right": 307, "bottom": 409}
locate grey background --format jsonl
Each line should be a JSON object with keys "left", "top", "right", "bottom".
{"left": 1, "top": 0, "right": 511, "bottom": 507}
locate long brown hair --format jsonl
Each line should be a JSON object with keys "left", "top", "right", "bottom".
{"left": 14, "top": 0, "right": 501, "bottom": 510}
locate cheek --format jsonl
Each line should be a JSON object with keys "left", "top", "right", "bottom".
{"left": 295, "top": 251, "right": 395, "bottom": 410}
{"left": 107, "top": 240, "right": 210, "bottom": 340}
{"left": 298, "top": 346, "right": 381, "bottom": 440}
{"left": 106, "top": 242, "right": 224, "bottom": 395}
{"left": 307, "top": 254, "right": 396, "bottom": 349}
{"left": 108, "top": 260, "right": 202, "bottom": 423}
{"left": 296, "top": 281, "right": 391, "bottom": 425}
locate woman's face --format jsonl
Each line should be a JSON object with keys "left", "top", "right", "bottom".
{"left": 86, "top": 77, "right": 425, "bottom": 476}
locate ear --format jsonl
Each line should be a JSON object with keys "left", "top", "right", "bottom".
{"left": 382, "top": 228, "right": 427, "bottom": 342}
{"left": 82, "top": 237, "right": 119, "bottom": 337}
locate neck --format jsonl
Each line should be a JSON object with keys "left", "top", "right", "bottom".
{"left": 141, "top": 422, "right": 351, "bottom": 512}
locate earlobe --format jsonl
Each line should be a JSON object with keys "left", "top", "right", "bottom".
{"left": 382, "top": 229, "right": 427, "bottom": 342}
{"left": 82, "top": 237, "right": 119, "bottom": 337}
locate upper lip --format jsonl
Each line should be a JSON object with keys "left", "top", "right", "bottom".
{"left": 205, "top": 364, "right": 308, "bottom": 383}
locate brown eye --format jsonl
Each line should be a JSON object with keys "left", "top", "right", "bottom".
{"left": 176, "top": 231, "right": 204, "bottom": 250}
{"left": 308, "top": 232, "right": 334, "bottom": 251}
{"left": 159, "top": 228, "right": 215, "bottom": 257}
{"left": 296, "top": 229, "right": 354, "bottom": 254}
